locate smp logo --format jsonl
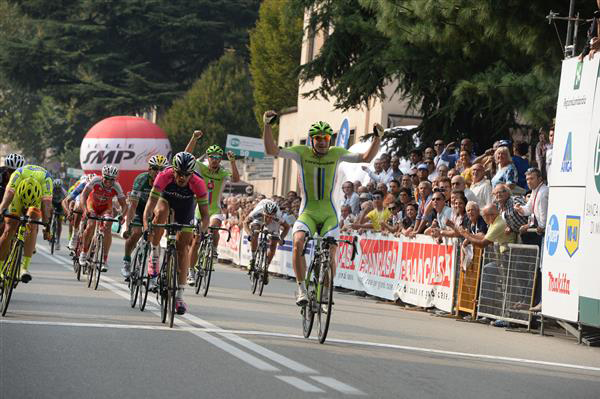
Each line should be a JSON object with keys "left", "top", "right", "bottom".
{"left": 565, "top": 215, "right": 581, "bottom": 257}
{"left": 574, "top": 61, "right": 583, "bottom": 90}
{"left": 561, "top": 132, "right": 573, "bottom": 173}
{"left": 82, "top": 150, "right": 135, "bottom": 165}
{"left": 546, "top": 215, "right": 559, "bottom": 256}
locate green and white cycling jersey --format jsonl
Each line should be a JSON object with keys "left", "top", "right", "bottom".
{"left": 194, "top": 161, "right": 232, "bottom": 217}
{"left": 130, "top": 172, "right": 153, "bottom": 217}
{"left": 277, "top": 145, "right": 361, "bottom": 237}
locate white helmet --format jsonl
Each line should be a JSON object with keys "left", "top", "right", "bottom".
{"left": 172, "top": 152, "right": 196, "bottom": 174}
{"left": 53, "top": 178, "right": 62, "bottom": 188}
{"left": 101, "top": 165, "right": 119, "bottom": 179}
{"left": 85, "top": 173, "right": 97, "bottom": 182}
{"left": 4, "top": 153, "right": 25, "bottom": 169}
{"left": 264, "top": 200, "right": 278, "bottom": 215}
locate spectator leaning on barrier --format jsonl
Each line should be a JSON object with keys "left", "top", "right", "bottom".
{"left": 341, "top": 181, "right": 360, "bottom": 215}
{"left": 469, "top": 163, "right": 493, "bottom": 209}
{"left": 515, "top": 168, "right": 549, "bottom": 247}
{"left": 492, "top": 183, "right": 528, "bottom": 235}
{"left": 339, "top": 204, "right": 356, "bottom": 232}
{"left": 438, "top": 191, "right": 468, "bottom": 239}
{"left": 424, "top": 190, "right": 453, "bottom": 238}
{"left": 354, "top": 190, "right": 390, "bottom": 233}
{"left": 414, "top": 180, "right": 433, "bottom": 229}
{"left": 458, "top": 204, "right": 516, "bottom": 252}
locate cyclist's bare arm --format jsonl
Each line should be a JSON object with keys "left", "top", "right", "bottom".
{"left": 226, "top": 151, "right": 241, "bottom": 183}
{"left": 280, "top": 221, "right": 290, "bottom": 243}
{"left": 125, "top": 197, "right": 138, "bottom": 227}
{"left": 41, "top": 198, "right": 52, "bottom": 224}
{"left": 0, "top": 189, "right": 14, "bottom": 214}
{"left": 262, "top": 110, "right": 279, "bottom": 157}
{"left": 360, "top": 124, "right": 382, "bottom": 162}
{"left": 117, "top": 197, "right": 128, "bottom": 221}
{"left": 184, "top": 130, "right": 203, "bottom": 154}
{"left": 143, "top": 195, "right": 158, "bottom": 231}
{"left": 197, "top": 202, "right": 209, "bottom": 233}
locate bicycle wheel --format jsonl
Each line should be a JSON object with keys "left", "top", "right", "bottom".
{"left": 86, "top": 247, "right": 94, "bottom": 288}
{"left": 194, "top": 241, "right": 205, "bottom": 295}
{"left": 1, "top": 241, "right": 23, "bottom": 317}
{"left": 251, "top": 249, "right": 262, "bottom": 295}
{"left": 302, "top": 264, "right": 316, "bottom": 338}
{"left": 129, "top": 245, "right": 142, "bottom": 308}
{"left": 50, "top": 215, "right": 56, "bottom": 255}
{"left": 159, "top": 251, "right": 169, "bottom": 323}
{"left": 167, "top": 250, "right": 178, "bottom": 328}
{"left": 317, "top": 262, "right": 334, "bottom": 344}
{"left": 138, "top": 244, "right": 150, "bottom": 311}
{"left": 93, "top": 236, "right": 104, "bottom": 290}
{"left": 257, "top": 252, "right": 267, "bottom": 297}
{"left": 75, "top": 259, "right": 82, "bottom": 281}
{"left": 201, "top": 246, "right": 213, "bottom": 297}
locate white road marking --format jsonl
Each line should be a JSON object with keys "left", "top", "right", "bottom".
{"left": 276, "top": 376, "right": 325, "bottom": 393}
{"left": 310, "top": 376, "right": 366, "bottom": 395}
{"left": 36, "top": 249, "right": 280, "bottom": 373}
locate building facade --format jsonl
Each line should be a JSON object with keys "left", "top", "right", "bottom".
{"left": 274, "top": 14, "right": 420, "bottom": 196}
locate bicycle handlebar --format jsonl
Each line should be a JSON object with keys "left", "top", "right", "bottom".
{"left": 195, "top": 224, "right": 231, "bottom": 242}
{"left": 2, "top": 212, "right": 48, "bottom": 227}
{"left": 303, "top": 235, "right": 358, "bottom": 261}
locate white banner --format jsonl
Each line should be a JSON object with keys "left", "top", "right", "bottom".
{"left": 80, "top": 138, "right": 172, "bottom": 170}
{"left": 550, "top": 56, "right": 599, "bottom": 186}
{"left": 541, "top": 187, "right": 585, "bottom": 322}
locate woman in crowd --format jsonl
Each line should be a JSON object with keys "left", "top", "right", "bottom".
{"left": 491, "top": 146, "right": 517, "bottom": 189}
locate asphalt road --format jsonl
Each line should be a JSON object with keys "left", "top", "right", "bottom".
{"left": 1, "top": 234, "right": 599, "bottom": 399}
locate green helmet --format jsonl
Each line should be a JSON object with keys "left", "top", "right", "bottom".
{"left": 206, "top": 145, "right": 224, "bottom": 156}
{"left": 308, "top": 121, "right": 333, "bottom": 137}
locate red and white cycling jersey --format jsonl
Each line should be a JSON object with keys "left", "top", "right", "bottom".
{"left": 82, "top": 176, "right": 125, "bottom": 208}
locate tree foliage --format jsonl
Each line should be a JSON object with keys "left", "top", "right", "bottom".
{"left": 159, "top": 52, "right": 259, "bottom": 154}
{"left": 0, "top": 0, "right": 260, "bottom": 161}
{"left": 249, "top": 0, "right": 303, "bottom": 136}
{"left": 297, "top": 0, "right": 597, "bottom": 151}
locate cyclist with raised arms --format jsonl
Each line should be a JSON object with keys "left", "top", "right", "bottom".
{"left": 0, "top": 154, "right": 26, "bottom": 230}
{"left": 120, "top": 154, "right": 168, "bottom": 279}
{"left": 184, "top": 130, "right": 240, "bottom": 284}
{"left": 78, "top": 166, "right": 127, "bottom": 271}
{"left": 143, "top": 152, "right": 209, "bottom": 315}
{"left": 243, "top": 199, "right": 290, "bottom": 284}
{"left": 263, "top": 110, "right": 381, "bottom": 305}
{"left": 51, "top": 178, "right": 67, "bottom": 250}
{"left": 0, "top": 164, "right": 53, "bottom": 282}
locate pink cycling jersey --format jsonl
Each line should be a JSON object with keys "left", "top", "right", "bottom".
{"left": 152, "top": 167, "right": 208, "bottom": 204}
{"left": 82, "top": 176, "right": 125, "bottom": 208}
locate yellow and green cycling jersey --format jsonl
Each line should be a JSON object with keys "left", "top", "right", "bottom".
{"left": 277, "top": 145, "right": 362, "bottom": 236}
{"left": 7, "top": 165, "right": 53, "bottom": 214}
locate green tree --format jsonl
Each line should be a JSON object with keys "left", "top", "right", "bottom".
{"left": 0, "top": 0, "right": 259, "bottom": 117}
{"left": 160, "top": 52, "right": 260, "bottom": 154}
{"left": 249, "top": 0, "right": 303, "bottom": 136}
{"left": 297, "top": 0, "right": 596, "bottom": 150}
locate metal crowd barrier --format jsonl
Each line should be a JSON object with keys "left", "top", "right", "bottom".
{"left": 455, "top": 246, "right": 483, "bottom": 318}
{"left": 477, "top": 243, "right": 539, "bottom": 328}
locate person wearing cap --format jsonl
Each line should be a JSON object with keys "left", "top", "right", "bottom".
{"left": 416, "top": 163, "right": 430, "bottom": 183}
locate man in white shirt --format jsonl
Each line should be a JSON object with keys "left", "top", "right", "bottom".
{"left": 515, "top": 168, "right": 549, "bottom": 237}
{"left": 362, "top": 158, "right": 392, "bottom": 185}
{"left": 450, "top": 175, "right": 477, "bottom": 203}
{"left": 341, "top": 181, "right": 361, "bottom": 215}
{"left": 469, "top": 163, "right": 493, "bottom": 208}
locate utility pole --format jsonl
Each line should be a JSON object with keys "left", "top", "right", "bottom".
{"left": 565, "top": 0, "right": 576, "bottom": 57}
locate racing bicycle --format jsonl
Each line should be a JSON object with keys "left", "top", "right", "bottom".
{"left": 194, "top": 225, "right": 230, "bottom": 297}
{"left": 0, "top": 212, "right": 47, "bottom": 316}
{"left": 86, "top": 214, "right": 120, "bottom": 290}
{"left": 151, "top": 220, "right": 195, "bottom": 328}
{"left": 250, "top": 225, "right": 280, "bottom": 296}
{"left": 127, "top": 222, "right": 151, "bottom": 310}
{"left": 301, "top": 234, "right": 356, "bottom": 344}
{"left": 48, "top": 209, "right": 62, "bottom": 255}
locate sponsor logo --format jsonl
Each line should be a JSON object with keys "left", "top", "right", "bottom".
{"left": 561, "top": 132, "right": 573, "bottom": 173}
{"left": 230, "top": 138, "right": 240, "bottom": 147}
{"left": 358, "top": 239, "right": 398, "bottom": 279}
{"left": 546, "top": 215, "right": 559, "bottom": 256}
{"left": 399, "top": 242, "right": 453, "bottom": 288}
{"left": 565, "top": 215, "right": 581, "bottom": 257}
{"left": 548, "top": 272, "right": 571, "bottom": 295}
{"left": 574, "top": 61, "right": 583, "bottom": 89}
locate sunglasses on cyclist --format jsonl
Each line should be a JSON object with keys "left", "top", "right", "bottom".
{"left": 150, "top": 166, "right": 165, "bottom": 172}
{"left": 175, "top": 170, "right": 193, "bottom": 177}
{"left": 209, "top": 155, "right": 222, "bottom": 160}
{"left": 312, "top": 135, "right": 331, "bottom": 142}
